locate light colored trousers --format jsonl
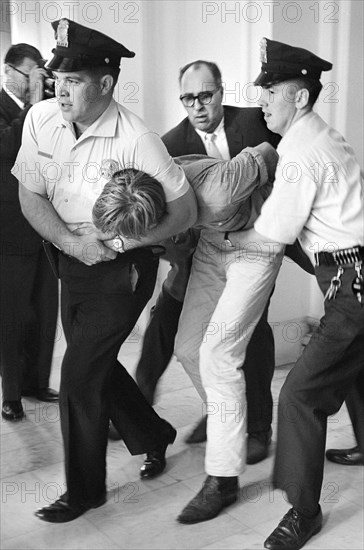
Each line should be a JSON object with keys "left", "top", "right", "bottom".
{"left": 175, "top": 229, "right": 283, "bottom": 476}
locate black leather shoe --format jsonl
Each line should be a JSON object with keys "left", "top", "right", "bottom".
{"left": 140, "top": 424, "right": 177, "bottom": 479}
{"left": 177, "top": 475, "right": 238, "bottom": 524}
{"left": 35, "top": 493, "right": 106, "bottom": 523}
{"left": 246, "top": 428, "right": 272, "bottom": 465}
{"left": 326, "top": 445, "right": 363, "bottom": 465}
{"left": 2, "top": 400, "right": 25, "bottom": 421}
{"left": 108, "top": 420, "right": 123, "bottom": 441}
{"left": 22, "top": 387, "right": 59, "bottom": 402}
{"left": 264, "top": 507, "right": 322, "bottom": 550}
{"left": 185, "top": 415, "right": 207, "bottom": 444}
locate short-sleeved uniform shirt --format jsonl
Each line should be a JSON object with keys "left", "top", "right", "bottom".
{"left": 255, "top": 111, "right": 364, "bottom": 254}
{"left": 12, "top": 98, "right": 190, "bottom": 224}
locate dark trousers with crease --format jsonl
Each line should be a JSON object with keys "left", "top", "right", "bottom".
{"left": 273, "top": 263, "right": 364, "bottom": 515}
{"left": 0, "top": 248, "right": 58, "bottom": 400}
{"left": 58, "top": 250, "right": 173, "bottom": 507}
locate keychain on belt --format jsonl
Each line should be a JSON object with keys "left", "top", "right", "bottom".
{"left": 352, "top": 262, "right": 364, "bottom": 305}
{"left": 324, "top": 262, "right": 364, "bottom": 305}
{"left": 324, "top": 266, "right": 344, "bottom": 301}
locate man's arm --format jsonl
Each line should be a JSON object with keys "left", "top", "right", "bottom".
{"left": 253, "top": 142, "right": 279, "bottom": 183}
{"left": 230, "top": 143, "right": 278, "bottom": 199}
{"left": 19, "top": 185, "right": 117, "bottom": 265}
{"left": 202, "top": 144, "right": 274, "bottom": 210}
{"left": 227, "top": 226, "right": 286, "bottom": 256}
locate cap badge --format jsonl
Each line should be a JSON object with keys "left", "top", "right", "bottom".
{"left": 105, "top": 58, "right": 110, "bottom": 64}
{"left": 260, "top": 38, "right": 267, "bottom": 63}
{"left": 56, "top": 18, "right": 69, "bottom": 48}
{"left": 301, "top": 68, "right": 308, "bottom": 75}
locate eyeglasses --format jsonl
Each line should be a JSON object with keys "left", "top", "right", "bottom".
{"left": 179, "top": 88, "right": 220, "bottom": 108}
{"left": 8, "top": 64, "right": 30, "bottom": 79}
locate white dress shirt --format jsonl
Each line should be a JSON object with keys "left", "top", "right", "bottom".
{"left": 195, "top": 117, "right": 231, "bottom": 160}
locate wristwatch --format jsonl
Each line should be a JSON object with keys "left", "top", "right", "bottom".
{"left": 112, "top": 235, "right": 125, "bottom": 252}
{"left": 223, "top": 232, "right": 233, "bottom": 247}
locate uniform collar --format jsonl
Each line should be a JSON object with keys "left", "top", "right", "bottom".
{"left": 56, "top": 98, "right": 119, "bottom": 140}
{"left": 277, "top": 110, "right": 316, "bottom": 156}
{"left": 84, "top": 98, "right": 118, "bottom": 138}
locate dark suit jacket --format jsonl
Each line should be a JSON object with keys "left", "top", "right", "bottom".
{"left": 0, "top": 88, "right": 42, "bottom": 255}
{"left": 162, "top": 105, "right": 281, "bottom": 157}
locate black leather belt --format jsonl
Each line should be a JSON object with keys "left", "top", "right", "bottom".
{"left": 315, "top": 246, "right": 364, "bottom": 266}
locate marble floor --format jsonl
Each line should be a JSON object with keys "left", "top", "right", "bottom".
{"left": 1, "top": 337, "right": 363, "bottom": 550}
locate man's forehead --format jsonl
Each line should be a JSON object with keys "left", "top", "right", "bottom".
{"left": 181, "top": 65, "right": 216, "bottom": 90}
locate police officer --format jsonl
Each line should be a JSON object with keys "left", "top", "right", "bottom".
{"left": 14, "top": 18, "right": 197, "bottom": 523}
{"left": 177, "top": 38, "right": 364, "bottom": 550}
{"left": 250, "top": 39, "right": 363, "bottom": 550}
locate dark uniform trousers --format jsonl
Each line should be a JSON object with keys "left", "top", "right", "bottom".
{"left": 58, "top": 249, "right": 174, "bottom": 506}
{"left": 0, "top": 247, "right": 58, "bottom": 400}
{"left": 273, "top": 263, "right": 364, "bottom": 515}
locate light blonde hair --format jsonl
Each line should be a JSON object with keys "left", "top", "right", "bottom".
{"left": 92, "top": 169, "right": 167, "bottom": 239}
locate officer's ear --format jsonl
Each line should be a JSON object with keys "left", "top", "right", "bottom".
{"left": 100, "top": 74, "right": 114, "bottom": 95}
{"left": 295, "top": 88, "right": 310, "bottom": 109}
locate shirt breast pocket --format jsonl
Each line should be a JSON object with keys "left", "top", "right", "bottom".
{"left": 36, "top": 151, "right": 61, "bottom": 200}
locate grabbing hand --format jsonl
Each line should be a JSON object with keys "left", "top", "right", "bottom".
{"left": 61, "top": 232, "right": 117, "bottom": 266}
{"left": 254, "top": 142, "right": 279, "bottom": 183}
{"left": 27, "top": 65, "right": 48, "bottom": 105}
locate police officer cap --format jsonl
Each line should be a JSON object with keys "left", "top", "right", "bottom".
{"left": 254, "top": 37, "right": 332, "bottom": 87}
{"left": 46, "top": 18, "right": 135, "bottom": 72}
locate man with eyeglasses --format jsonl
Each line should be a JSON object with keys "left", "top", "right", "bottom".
{"left": 0, "top": 43, "right": 59, "bottom": 422}
{"left": 134, "top": 59, "right": 313, "bottom": 464}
